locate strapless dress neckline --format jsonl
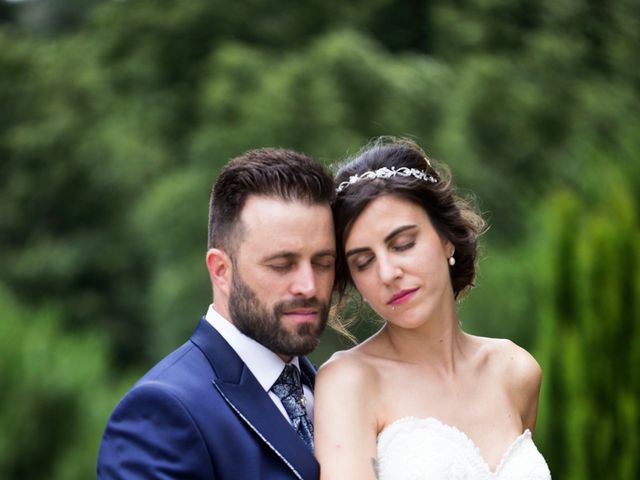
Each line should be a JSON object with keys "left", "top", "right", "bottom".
{"left": 376, "top": 416, "right": 551, "bottom": 479}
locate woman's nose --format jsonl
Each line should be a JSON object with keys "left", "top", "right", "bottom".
{"left": 378, "top": 256, "right": 402, "bottom": 284}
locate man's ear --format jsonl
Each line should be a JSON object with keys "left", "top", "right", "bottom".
{"left": 206, "top": 248, "right": 233, "bottom": 297}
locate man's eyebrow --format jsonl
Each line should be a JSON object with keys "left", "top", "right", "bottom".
{"left": 261, "top": 251, "right": 298, "bottom": 263}
{"left": 346, "top": 225, "right": 418, "bottom": 258}
{"left": 312, "top": 249, "right": 337, "bottom": 259}
{"left": 262, "top": 250, "right": 336, "bottom": 262}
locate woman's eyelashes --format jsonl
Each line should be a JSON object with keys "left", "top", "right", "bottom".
{"left": 393, "top": 240, "right": 415, "bottom": 252}
{"left": 354, "top": 255, "right": 374, "bottom": 272}
{"left": 351, "top": 238, "right": 417, "bottom": 272}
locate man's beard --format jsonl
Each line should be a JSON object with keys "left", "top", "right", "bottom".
{"left": 228, "top": 271, "right": 329, "bottom": 357}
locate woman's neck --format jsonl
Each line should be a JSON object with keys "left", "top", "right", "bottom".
{"left": 380, "top": 301, "right": 467, "bottom": 376}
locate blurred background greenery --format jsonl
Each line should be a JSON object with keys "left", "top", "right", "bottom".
{"left": 0, "top": 0, "right": 638, "bottom": 478}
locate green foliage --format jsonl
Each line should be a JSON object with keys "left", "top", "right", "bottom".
{"left": 458, "top": 242, "right": 539, "bottom": 349}
{"left": 535, "top": 178, "right": 640, "bottom": 479}
{"left": 0, "top": 284, "right": 134, "bottom": 480}
{"left": 1, "top": 0, "right": 639, "bottom": 477}
{"left": 130, "top": 170, "right": 212, "bottom": 357}
{"left": 191, "top": 30, "right": 452, "bottom": 162}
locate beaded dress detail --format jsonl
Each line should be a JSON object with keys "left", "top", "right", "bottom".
{"left": 376, "top": 417, "right": 551, "bottom": 480}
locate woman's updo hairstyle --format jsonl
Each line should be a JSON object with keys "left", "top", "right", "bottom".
{"left": 333, "top": 137, "right": 486, "bottom": 305}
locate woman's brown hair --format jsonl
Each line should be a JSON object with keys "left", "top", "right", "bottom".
{"left": 331, "top": 137, "right": 486, "bottom": 337}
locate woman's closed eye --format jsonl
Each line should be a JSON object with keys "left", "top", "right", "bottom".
{"left": 392, "top": 240, "right": 415, "bottom": 252}
{"left": 349, "top": 239, "right": 415, "bottom": 272}
{"left": 351, "top": 255, "right": 374, "bottom": 272}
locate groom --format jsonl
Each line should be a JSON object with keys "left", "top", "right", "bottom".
{"left": 97, "top": 148, "right": 336, "bottom": 479}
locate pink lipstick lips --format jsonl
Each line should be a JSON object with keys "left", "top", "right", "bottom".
{"left": 387, "top": 288, "right": 419, "bottom": 306}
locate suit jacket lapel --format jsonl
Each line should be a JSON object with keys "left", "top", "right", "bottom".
{"left": 190, "top": 319, "right": 319, "bottom": 480}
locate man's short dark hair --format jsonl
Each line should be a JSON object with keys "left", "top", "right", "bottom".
{"left": 208, "top": 148, "right": 335, "bottom": 251}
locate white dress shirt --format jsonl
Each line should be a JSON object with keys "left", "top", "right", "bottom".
{"left": 205, "top": 304, "right": 314, "bottom": 422}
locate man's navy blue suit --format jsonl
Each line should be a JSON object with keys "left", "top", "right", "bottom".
{"left": 97, "top": 318, "right": 320, "bottom": 479}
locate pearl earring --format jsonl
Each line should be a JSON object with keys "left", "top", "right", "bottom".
{"left": 448, "top": 248, "right": 456, "bottom": 266}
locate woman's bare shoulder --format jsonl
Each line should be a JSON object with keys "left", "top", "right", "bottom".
{"left": 476, "top": 336, "right": 542, "bottom": 426}
{"left": 498, "top": 339, "right": 541, "bottom": 390}
{"left": 472, "top": 335, "right": 541, "bottom": 386}
{"left": 317, "top": 347, "right": 380, "bottom": 391}
{"left": 314, "top": 348, "right": 381, "bottom": 456}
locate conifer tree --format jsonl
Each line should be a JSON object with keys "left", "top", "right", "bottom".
{"left": 535, "top": 180, "right": 639, "bottom": 479}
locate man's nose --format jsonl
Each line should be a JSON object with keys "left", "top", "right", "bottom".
{"left": 290, "top": 263, "right": 317, "bottom": 297}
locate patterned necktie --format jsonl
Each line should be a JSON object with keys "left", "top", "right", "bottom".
{"left": 271, "top": 364, "right": 314, "bottom": 451}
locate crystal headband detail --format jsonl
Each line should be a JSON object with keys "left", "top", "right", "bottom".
{"left": 336, "top": 166, "right": 438, "bottom": 193}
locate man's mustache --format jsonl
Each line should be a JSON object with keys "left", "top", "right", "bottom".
{"left": 274, "top": 297, "right": 327, "bottom": 315}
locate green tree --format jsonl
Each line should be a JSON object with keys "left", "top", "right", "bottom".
{"left": 534, "top": 177, "right": 640, "bottom": 479}
{"left": 1, "top": 2, "right": 640, "bottom": 476}
{"left": 0, "top": 31, "right": 155, "bottom": 366}
{"left": 0, "top": 284, "right": 134, "bottom": 480}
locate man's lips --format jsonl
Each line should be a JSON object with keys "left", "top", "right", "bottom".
{"left": 282, "top": 309, "right": 318, "bottom": 322}
{"left": 283, "top": 309, "right": 317, "bottom": 315}
{"left": 387, "top": 288, "right": 419, "bottom": 306}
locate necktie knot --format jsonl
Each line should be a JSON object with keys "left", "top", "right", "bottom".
{"left": 271, "top": 364, "right": 314, "bottom": 450}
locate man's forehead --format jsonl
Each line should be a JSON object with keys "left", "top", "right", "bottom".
{"left": 240, "top": 195, "right": 330, "bottom": 227}
{"left": 236, "top": 196, "right": 335, "bottom": 256}
{"left": 242, "top": 194, "right": 322, "bottom": 213}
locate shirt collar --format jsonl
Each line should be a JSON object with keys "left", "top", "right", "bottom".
{"left": 205, "top": 304, "right": 300, "bottom": 392}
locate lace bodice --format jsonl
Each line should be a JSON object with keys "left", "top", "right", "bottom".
{"left": 376, "top": 417, "right": 551, "bottom": 479}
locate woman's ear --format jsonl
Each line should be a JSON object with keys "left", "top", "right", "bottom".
{"left": 206, "top": 248, "right": 232, "bottom": 297}
{"left": 448, "top": 243, "right": 455, "bottom": 259}
{"left": 439, "top": 235, "right": 454, "bottom": 257}
{"left": 439, "top": 236, "right": 456, "bottom": 266}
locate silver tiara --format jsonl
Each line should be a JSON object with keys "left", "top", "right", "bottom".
{"left": 336, "top": 166, "right": 438, "bottom": 193}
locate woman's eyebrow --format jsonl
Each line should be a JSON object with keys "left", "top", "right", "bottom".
{"left": 345, "top": 246, "right": 369, "bottom": 259}
{"left": 346, "top": 225, "right": 417, "bottom": 258}
{"left": 383, "top": 224, "right": 417, "bottom": 243}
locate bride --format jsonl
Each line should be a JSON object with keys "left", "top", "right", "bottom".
{"left": 314, "top": 138, "right": 551, "bottom": 479}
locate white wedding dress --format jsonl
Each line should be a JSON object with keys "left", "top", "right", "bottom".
{"left": 376, "top": 417, "right": 551, "bottom": 479}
